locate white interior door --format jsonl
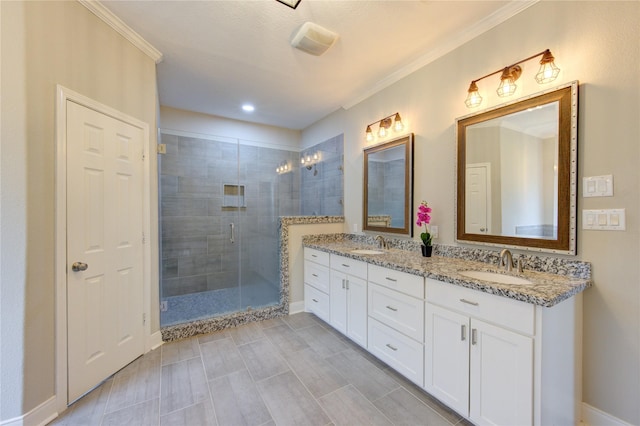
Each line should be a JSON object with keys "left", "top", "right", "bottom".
{"left": 66, "top": 100, "right": 144, "bottom": 402}
{"left": 465, "top": 164, "right": 490, "bottom": 234}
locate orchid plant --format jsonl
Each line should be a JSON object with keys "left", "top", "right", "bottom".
{"left": 416, "top": 201, "right": 432, "bottom": 246}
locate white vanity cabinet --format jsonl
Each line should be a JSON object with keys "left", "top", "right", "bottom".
{"left": 303, "top": 248, "right": 582, "bottom": 426}
{"left": 329, "top": 254, "right": 368, "bottom": 347}
{"left": 367, "top": 265, "right": 425, "bottom": 386}
{"left": 425, "top": 303, "right": 533, "bottom": 425}
{"left": 424, "top": 277, "right": 580, "bottom": 426}
{"left": 303, "top": 248, "right": 331, "bottom": 323}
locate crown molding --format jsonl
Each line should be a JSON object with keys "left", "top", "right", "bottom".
{"left": 78, "top": 0, "right": 163, "bottom": 64}
{"left": 341, "top": 0, "right": 538, "bottom": 109}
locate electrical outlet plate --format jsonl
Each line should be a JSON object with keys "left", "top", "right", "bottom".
{"left": 582, "top": 209, "right": 626, "bottom": 230}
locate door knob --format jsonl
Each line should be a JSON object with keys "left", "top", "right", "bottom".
{"left": 72, "top": 262, "right": 88, "bottom": 272}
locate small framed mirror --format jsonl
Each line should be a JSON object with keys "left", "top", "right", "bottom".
{"left": 363, "top": 134, "right": 414, "bottom": 236}
{"left": 456, "top": 81, "right": 578, "bottom": 254}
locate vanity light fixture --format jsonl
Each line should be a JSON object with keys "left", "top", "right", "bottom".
{"left": 364, "top": 112, "right": 404, "bottom": 141}
{"left": 276, "top": 162, "right": 290, "bottom": 174}
{"left": 300, "top": 152, "right": 319, "bottom": 170}
{"left": 464, "top": 49, "right": 561, "bottom": 108}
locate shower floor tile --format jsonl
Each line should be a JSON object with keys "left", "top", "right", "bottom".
{"left": 160, "top": 277, "right": 280, "bottom": 327}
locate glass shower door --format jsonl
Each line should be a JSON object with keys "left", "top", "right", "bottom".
{"left": 159, "top": 134, "right": 283, "bottom": 327}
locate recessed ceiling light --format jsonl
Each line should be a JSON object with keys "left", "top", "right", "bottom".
{"left": 242, "top": 104, "right": 255, "bottom": 112}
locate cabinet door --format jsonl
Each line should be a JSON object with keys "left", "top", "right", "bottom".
{"left": 424, "top": 303, "right": 470, "bottom": 417}
{"left": 469, "top": 319, "right": 533, "bottom": 426}
{"left": 346, "top": 275, "right": 367, "bottom": 347}
{"left": 330, "top": 270, "right": 347, "bottom": 334}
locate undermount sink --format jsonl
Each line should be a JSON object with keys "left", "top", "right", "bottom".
{"left": 351, "top": 249, "right": 385, "bottom": 255}
{"left": 459, "top": 270, "right": 533, "bottom": 285}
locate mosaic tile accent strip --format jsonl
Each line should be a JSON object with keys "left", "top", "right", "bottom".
{"left": 161, "top": 216, "right": 344, "bottom": 341}
{"left": 303, "top": 233, "right": 591, "bottom": 307}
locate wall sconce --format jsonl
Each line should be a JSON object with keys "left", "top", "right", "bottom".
{"left": 365, "top": 112, "right": 404, "bottom": 141}
{"left": 300, "top": 152, "right": 319, "bottom": 170}
{"left": 465, "top": 49, "right": 560, "bottom": 108}
{"left": 276, "top": 162, "right": 290, "bottom": 174}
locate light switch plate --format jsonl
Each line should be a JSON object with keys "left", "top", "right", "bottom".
{"left": 583, "top": 175, "right": 613, "bottom": 197}
{"left": 582, "top": 209, "right": 626, "bottom": 230}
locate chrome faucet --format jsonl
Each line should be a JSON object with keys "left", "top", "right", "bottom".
{"left": 500, "top": 249, "right": 524, "bottom": 273}
{"left": 375, "top": 235, "right": 389, "bottom": 249}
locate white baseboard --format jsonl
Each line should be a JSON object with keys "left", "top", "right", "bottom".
{"left": 582, "top": 403, "right": 633, "bottom": 426}
{"left": 147, "top": 330, "right": 164, "bottom": 351}
{"left": 0, "top": 396, "right": 57, "bottom": 426}
{"left": 289, "top": 300, "right": 305, "bottom": 314}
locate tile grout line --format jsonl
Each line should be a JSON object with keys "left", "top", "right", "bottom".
{"left": 197, "top": 336, "right": 220, "bottom": 426}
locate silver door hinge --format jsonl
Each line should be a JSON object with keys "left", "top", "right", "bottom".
{"left": 143, "top": 313, "right": 146, "bottom": 325}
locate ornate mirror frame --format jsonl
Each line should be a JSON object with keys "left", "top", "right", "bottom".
{"left": 363, "top": 134, "right": 414, "bottom": 236}
{"left": 456, "top": 81, "right": 578, "bottom": 254}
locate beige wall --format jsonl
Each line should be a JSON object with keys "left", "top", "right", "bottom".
{"left": 302, "top": 2, "right": 640, "bottom": 423}
{"left": 0, "top": 1, "right": 158, "bottom": 420}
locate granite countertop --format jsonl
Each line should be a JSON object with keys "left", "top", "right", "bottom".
{"left": 303, "top": 239, "right": 591, "bottom": 307}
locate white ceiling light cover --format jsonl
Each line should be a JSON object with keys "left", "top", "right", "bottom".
{"left": 291, "top": 22, "right": 339, "bottom": 56}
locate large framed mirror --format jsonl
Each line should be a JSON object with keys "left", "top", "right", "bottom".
{"left": 363, "top": 134, "right": 414, "bottom": 236}
{"left": 456, "top": 81, "right": 578, "bottom": 254}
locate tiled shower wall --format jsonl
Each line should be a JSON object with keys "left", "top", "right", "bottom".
{"left": 300, "top": 134, "right": 344, "bottom": 216}
{"left": 160, "top": 133, "right": 302, "bottom": 298}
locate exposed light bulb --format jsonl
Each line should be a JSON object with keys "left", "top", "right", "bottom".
{"left": 465, "top": 81, "right": 483, "bottom": 108}
{"left": 365, "top": 125, "right": 374, "bottom": 142}
{"left": 378, "top": 125, "right": 387, "bottom": 138}
{"left": 393, "top": 113, "right": 404, "bottom": 132}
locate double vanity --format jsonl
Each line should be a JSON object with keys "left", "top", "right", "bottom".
{"left": 302, "top": 233, "right": 591, "bottom": 426}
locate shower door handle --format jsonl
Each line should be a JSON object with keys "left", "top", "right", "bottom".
{"left": 230, "top": 223, "right": 235, "bottom": 244}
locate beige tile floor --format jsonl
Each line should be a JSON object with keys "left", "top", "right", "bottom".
{"left": 51, "top": 313, "right": 473, "bottom": 426}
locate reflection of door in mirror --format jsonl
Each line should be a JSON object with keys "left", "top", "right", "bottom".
{"left": 465, "top": 102, "right": 559, "bottom": 239}
{"left": 465, "top": 163, "right": 491, "bottom": 234}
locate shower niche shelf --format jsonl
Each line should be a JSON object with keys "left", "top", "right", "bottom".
{"left": 222, "top": 184, "right": 246, "bottom": 209}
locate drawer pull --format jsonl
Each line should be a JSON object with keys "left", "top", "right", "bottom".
{"left": 459, "top": 298, "right": 479, "bottom": 306}
{"left": 385, "top": 305, "right": 398, "bottom": 312}
{"left": 311, "top": 273, "right": 318, "bottom": 277}
{"left": 341, "top": 263, "right": 350, "bottom": 268}
{"left": 342, "top": 279, "right": 346, "bottom": 289}
{"left": 312, "top": 298, "right": 319, "bottom": 303}
{"left": 461, "top": 324, "right": 467, "bottom": 341}
{"left": 311, "top": 254, "right": 318, "bottom": 258}
{"left": 346, "top": 279, "right": 350, "bottom": 290}
{"left": 385, "top": 277, "right": 397, "bottom": 282}
{"left": 471, "top": 328, "right": 478, "bottom": 345}
{"left": 385, "top": 343, "right": 398, "bottom": 351}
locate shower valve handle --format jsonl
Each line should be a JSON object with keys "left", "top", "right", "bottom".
{"left": 230, "top": 223, "right": 235, "bottom": 244}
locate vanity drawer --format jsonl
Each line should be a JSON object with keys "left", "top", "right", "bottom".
{"left": 304, "top": 260, "right": 330, "bottom": 294}
{"left": 369, "top": 283, "right": 424, "bottom": 342}
{"left": 304, "top": 248, "right": 330, "bottom": 266}
{"left": 331, "top": 254, "right": 367, "bottom": 279}
{"left": 305, "top": 284, "right": 330, "bottom": 323}
{"left": 368, "top": 264, "right": 424, "bottom": 299}
{"left": 368, "top": 318, "right": 424, "bottom": 387}
{"left": 426, "top": 278, "right": 535, "bottom": 335}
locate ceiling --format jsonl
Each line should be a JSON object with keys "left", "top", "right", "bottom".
{"left": 101, "top": 0, "right": 533, "bottom": 130}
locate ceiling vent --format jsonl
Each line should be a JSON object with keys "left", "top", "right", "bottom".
{"left": 291, "top": 22, "right": 339, "bottom": 56}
